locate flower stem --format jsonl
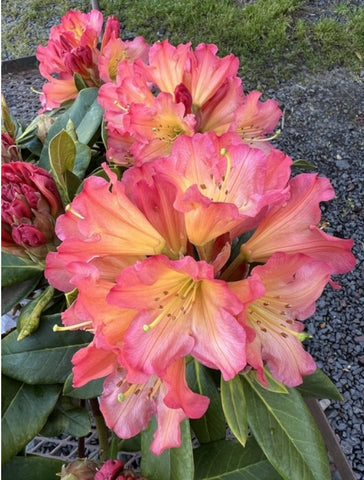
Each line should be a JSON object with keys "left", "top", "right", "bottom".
{"left": 89, "top": 398, "right": 110, "bottom": 461}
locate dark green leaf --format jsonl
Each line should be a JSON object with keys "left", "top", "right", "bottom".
{"left": 292, "top": 159, "right": 317, "bottom": 170}
{"left": 242, "top": 375, "right": 331, "bottom": 480}
{"left": 74, "top": 72, "right": 89, "bottom": 91}
{"left": 296, "top": 369, "right": 342, "bottom": 401}
{"left": 248, "top": 369, "right": 288, "bottom": 394}
{"left": 194, "top": 438, "right": 283, "bottom": 480}
{"left": 2, "top": 314, "right": 92, "bottom": 384}
{"left": 2, "top": 455, "right": 64, "bottom": 479}
{"left": 1, "top": 275, "right": 43, "bottom": 315}
{"left": 116, "top": 435, "right": 141, "bottom": 453}
{"left": 221, "top": 375, "right": 248, "bottom": 446}
{"left": 63, "top": 373, "right": 104, "bottom": 399}
{"left": 2, "top": 252, "right": 44, "bottom": 287}
{"left": 187, "top": 361, "right": 226, "bottom": 443}
{"left": 141, "top": 417, "right": 194, "bottom": 480}
{"left": 1, "top": 375, "right": 61, "bottom": 463}
{"left": 40, "top": 405, "right": 91, "bottom": 438}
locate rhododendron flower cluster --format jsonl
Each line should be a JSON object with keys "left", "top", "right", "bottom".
{"left": 98, "top": 40, "right": 282, "bottom": 165}
{"left": 17, "top": 6, "right": 353, "bottom": 461}
{"left": 36, "top": 9, "right": 149, "bottom": 110}
{"left": 46, "top": 137, "right": 354, "bottom": 454}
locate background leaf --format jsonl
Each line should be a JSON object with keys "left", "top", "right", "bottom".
{"left": 141, "top": 417, "right": 194, "bottom": 480}
{"left": 63, "top": 373, "right": 104, "bottom": 399}
{"left": 221, "top": 375, "right": 248, "bottom": 446}
{"left": 242, "top": 375, "right": 331, "bottom": 480}
{"left": 2, "top": 252, "right": 44, "bottom": 287}
{"left": 194, "top": 438, "right": 284, "bottom": 480}
{"left": 1, "top": 274, "right": 43, "bottom": 315}
{"left": 2, "top": 456, "right": 64, "bottom": 479}
{"left": 296, "top": 369, "right": 342, "bottom": 401}
{"left": 40, "top": 403, "right": 91, "bottom": 438}
{"left": 2, "top": 314, "right": 92, "bottom": 384}
{"left": 1, "top": 375, "right": 61, "bottom": 463}
{"left": 187, "top": 361, "right": 226, "bottom": 443}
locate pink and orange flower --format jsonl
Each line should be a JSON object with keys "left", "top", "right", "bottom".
{"left": 98, "top": 40, "right": 282, "bottom": 165}
{"left": 36, "top": 10, "right": 149, "bottom": 110}
{"left": 45, "top": 128, "right": 355, "bottom": 453}
{"left": 37, "top": 11, "right": 355, "bottom": 454}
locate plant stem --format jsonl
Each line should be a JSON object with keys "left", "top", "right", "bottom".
{"left": 89, "top": 398, "right": 110, "bottom": 461}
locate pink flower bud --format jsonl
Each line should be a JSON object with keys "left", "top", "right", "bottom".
{"left": 95, "top": 459, "right": 124, "bottom": 480}
{"left": 1, "top": 162, "right": 63, "bottom": 262}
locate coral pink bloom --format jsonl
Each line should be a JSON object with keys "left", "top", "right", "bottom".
{"left": 127, "top": 93, "right": 197, "bottom": 163}
{"left": 187, "top": 43, "right": 240, "bottom": 108}
{"left": 36, "top": 10, "right": 103, "bottom": 109}
{"left": 37, "top": 9, "right": 103, "bottom": 78}
{"left": 98, "top": 16, "right": 150, "bottom": 83}
{"left": 61, "top": 262, "right": 135, "bottom": 347}
{"left": 122, "top": 162, "right": 188, "bottom": 257}
{"left": 241, "top": 173, "right": 355, "bottom": 274}
{"left": 230, "top": 253, "right": 333, "bottom": 386}
{"left": 197, "top": 77, "right": 244, "bottom": 134}
{"left": 45, "top": 166, "right": 165, "bottom": 292}
{"left": 108, "top": 255, "right": 248, "bottom": 381}
{"left": 143, "top": 41, "right": 239, "bottom": 108}
{"left": 157, "top": 133, "right": 291, "bottom": 247}
{"left": 231, "top": 90, "right": 282, "bottom": 151}
{"left": 100, "top": 360, "right": 209, "bottom": 455}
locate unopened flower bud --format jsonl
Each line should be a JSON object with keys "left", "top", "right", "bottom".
{"left": 1, "top": 162, "right": 63, "bottom": 263}
{"left": 95, "top": 459, "right": 124, "bottom": 480}
{"left": 60, "top": 459, "right": 99, "bottom": 480}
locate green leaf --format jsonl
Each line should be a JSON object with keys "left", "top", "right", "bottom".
{"left": 2, "top": 314, "right": 92, "bottom": 384}
{"left": 74, "top": 72, "right": 89, "bottom": 91}
{"left": 194, "top": 438, "right": 284, "bottom": 480}
{"left": 1, "top": 375, "right": 61, "bottom": 463}
{"left": 242, "top": 375, "right": 331, "bottom": 480}
{"left": 187, "top": 361, "right": 226, "bottom": 443}
{"left": 2, "top": 456, "right": 64, "bottom": 479}
{"left": 49, "top": 128, "right": 76, "bottom": 203}
{"left": 39, "top": 88, "right": 103, "bottom": 171}
{"left": 221, "top": 375, "right": 248, "bottom": 446}
{"left": 141, "top": 417, "right": 194, "bottom": 480}
{"left": 1, "top": 275, "right": 43, "bottom": 315}
{"left": 292, "top": 159, "right": 317, "bottom": 170}
{"left": 248, "top": 368, "right": 288, "bottom": 394}
{"left": 40, "top": 404, "right": 91, "bottom": 438}
{"left": 63, "top": 373, "right": 104, "bottom": 399}
{"left": 1, "top": 252, "right": 44, "bottom": 287}
{"left": 296, "top": 369, "right": 342, "bottom": 401}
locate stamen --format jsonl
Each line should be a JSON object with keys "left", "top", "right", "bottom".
{"left": 117, "top": 385, "right": 136, "bottom": 402}
{"left": 53, "top": 320, "right": 92, "bottom": 332}
{"left": 113, "top": 100, "right": 128, "bottom": 112}
{"left": 65, "top": 204, "right": 85, "bottom": 219}
{"left": 143, "top": 278, "right": 197, "bottom": 332}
